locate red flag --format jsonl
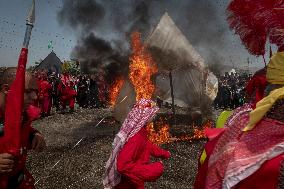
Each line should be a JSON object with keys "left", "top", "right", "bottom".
{"left": 0, "top": 48, "right": 28, "bottom": 156}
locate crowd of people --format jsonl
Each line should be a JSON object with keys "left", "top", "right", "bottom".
{"left": 214, "top": 71, "right": 250, "bottom": 110}
{"left": 32, "top": 70, "right": 109, "bottom": 117}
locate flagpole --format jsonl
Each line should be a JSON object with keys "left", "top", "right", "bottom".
{"left": 0, "top": 0, "right": 35, "bottom": 188}
{"left": 23, "top": 0, "right": 35, "bottom": 48}
{"left": 2, "top": 0, "right": 36, "bottom": 156}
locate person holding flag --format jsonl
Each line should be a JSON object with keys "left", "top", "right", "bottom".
{"left": 0, "top": 1, "right": 46, "bottom": 188}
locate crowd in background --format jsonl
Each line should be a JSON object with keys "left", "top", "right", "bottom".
{"left": 214, "top": 71, "right": 251, "bottom": 110}
{"left": 0, "top": 67, "right": 254, "bottom": 118}
{"left": 33, "top": 70, "right": 109, "bottom": 117}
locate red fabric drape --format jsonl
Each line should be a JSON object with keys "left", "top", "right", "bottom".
{"left": 194, "top": 131, "right": 224, "bottom": 189}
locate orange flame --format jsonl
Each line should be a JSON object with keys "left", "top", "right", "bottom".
{"left": 128, "top": 32, "right": 167, "bottom": 144}
{"left": 109, "top": 78, "right": 124, "bottom": 107}
{"left": 147, "top": 119, "right": 171, "bottom": 145}
{"left": 174, "top": 121, "right": 213, "bottom": 142}
{"left": 147, "top": 120, "right": 213, "bottom": 145}
{"left": 127, "top": 31, "right": 212, "bottom": 145}
{"left": 129, "top": 32, "right": 212, "bottom": 145}
{"left": 129, "top": 32, "right": 158, "bottom": 101}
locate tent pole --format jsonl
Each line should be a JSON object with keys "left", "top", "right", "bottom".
{"left": 169, "top": 71, "right": 176, "bottom": 125}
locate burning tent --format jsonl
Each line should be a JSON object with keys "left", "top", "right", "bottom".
{"left": 146, "top": 13, "right": 218, "bottom": 113}
{"left": 113, "top": 13, "right": 218, "bottom": 123}
{"left": 111, "top": 14, "right": 217, "bottom": 144}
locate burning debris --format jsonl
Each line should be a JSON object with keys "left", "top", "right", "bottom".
{"left": 173, "top": 120, "right": 213, "bottom": 142}
{"left": 147, "top": 117, "right": 213, "bottom": 145}
{"left": 147, "top": 119, "right": 170, "bottom": 145}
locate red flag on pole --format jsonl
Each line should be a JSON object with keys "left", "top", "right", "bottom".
{"left": 0, "top": 48, "right": 28, "bottom": 156}
{"left": 0, "top": 48, "right": 28, "bottom": 188}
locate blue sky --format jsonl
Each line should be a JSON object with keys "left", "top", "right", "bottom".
{"left": 0, "top": 0, "right": 276, "bottom": 71}
{"left": 0, "top": 0, "right": 76, "bottom": 67}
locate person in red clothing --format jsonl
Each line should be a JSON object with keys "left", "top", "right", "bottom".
{"left": 194, "top": 104, "right": 252, "bottom": 189}
{"left": 38, "top": 77, "right": 52, "bottom": 117}
{"left": 0, "top": 68, "right": 46, "bottom": 189}
{"left": 97, "top": 74, "right": 108, "bottom": 108}
{"left": 194, "top": 49, "right": 284, "bottom": 189}
{"left": 103, "top": 99, "right": 171, "bottom": 189}
{"left": 58, "top": 74, "right": 77, "bottom": 113}
{"left": 245, "top": 66, "right": 267, "bottom": 108}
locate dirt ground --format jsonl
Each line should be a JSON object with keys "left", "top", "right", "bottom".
{"left": 26, "top": 108, "right": 206, "bottom": 189}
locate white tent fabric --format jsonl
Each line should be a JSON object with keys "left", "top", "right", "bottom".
{"left": 206, "top": 72, "right": 219, "bottom": 101}
{"left": 146, "top": 12, "right": 218, "bottom": 109}
{"left": 113, "top": 80, "right": 136, "bottom": 123}
{"left": 145, "top": 12, "right": 206, "bottom": 72}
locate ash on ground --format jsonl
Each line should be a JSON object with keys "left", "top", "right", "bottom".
{"left": 26, "top": 108, "right": 205, "bottom": 189}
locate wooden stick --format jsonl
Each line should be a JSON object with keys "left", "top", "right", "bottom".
{"left": 169, "top": 71, "right": 176, "bottom": 126}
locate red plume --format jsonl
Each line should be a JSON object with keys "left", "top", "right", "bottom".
{"left": 253, "top": 0, "right": 284, "bottom": 47}
{"left": 227, "top": 0, "right": 284, "bottom": 55}
{"left": 227, "top": 0, "right": 267, "bottom": 56}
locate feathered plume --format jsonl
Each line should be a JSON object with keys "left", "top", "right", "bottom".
{"left": 227, "top": 0, "right": 284, "bottom": 55}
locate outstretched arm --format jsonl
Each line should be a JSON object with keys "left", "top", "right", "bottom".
{"left": 148, "top": 141, "right": 171, "bottom": 159}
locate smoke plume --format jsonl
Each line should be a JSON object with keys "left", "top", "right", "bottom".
{"left": 57, "top": 0, "right": 105, "bottom": 31}
{"left": 58, "top": 0, "right": 229, "bottom": 80}
{"left": 71, "top": 33, "right": 128, "bottom": 83}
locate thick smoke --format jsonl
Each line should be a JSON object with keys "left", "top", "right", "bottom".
{"left": 58, "top": 0, "right": 229, "bottom": 80}
{"left": 57, "top": 0, "right": 105, "bottom": 31}
{"left": 127, "top": 1, "right": 151, "bottom": 37}
{"left": 180, "top": 0, "right": 227, "bottom": 73}
{"left": 71, "top": 33, "right": 128, "bottom": 83}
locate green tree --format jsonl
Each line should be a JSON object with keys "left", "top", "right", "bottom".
{"left": 62, "top": 60, "right": 80, "bottom": 76}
